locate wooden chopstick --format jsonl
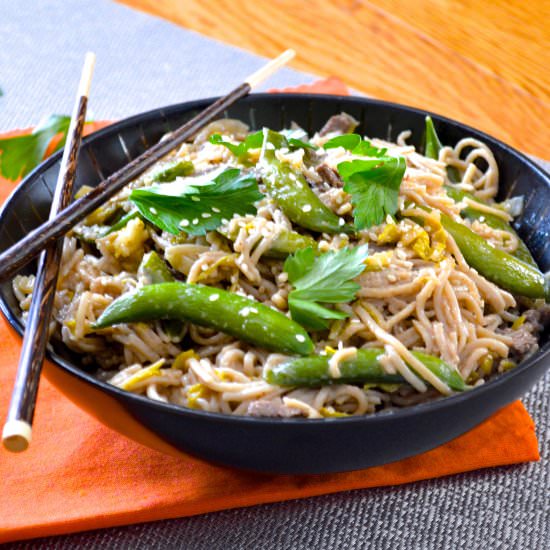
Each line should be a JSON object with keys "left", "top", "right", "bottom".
{"left": 2, "top": 53, "right": 96, "bottom": 452}
{"left": 0, "top": 49, "right": 296, "bottom": 283}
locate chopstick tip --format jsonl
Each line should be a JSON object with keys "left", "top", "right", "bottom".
{"left": 2, "top": 419, "right": 32, "bottom": 452}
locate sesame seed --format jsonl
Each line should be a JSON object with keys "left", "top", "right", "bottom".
{"left": 338, "top": 218, "right": 345, "bottom": 226}
{"left": 149, "top": 207, "right": 158, "bottom": 215}
{"left": 212, "top": 207, "right": 221, "bottom": 213}
{"left": 209, "top": 294, "right": 220, "bottom": 302}
{"left": 239, "top": 307, "right": 251, "bottom": 317}
{"left": 221, "top": 218, "right": 229, "bottom": 224}
{"left": 180, "top": 219, "right": 190, "bottom": 227}
{"left": 191, "top": 196, "right": 200, "bottom": 202}
{"left": 295, "top": 334, "right": 306, "bottom": 342}
{"left": 202, "top": 213, "right": 211, "bottom": 218}
{"left": 192, "top": 218, "right": 199, "bottom": 225}
{"left": 302, "top": 204, "right": 312, "bottom": 213}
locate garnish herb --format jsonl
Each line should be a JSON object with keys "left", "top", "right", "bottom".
{"left": 284, "top": 245, "right": 369, "bottom": 329}
{"left": 337, "top": 156, "right": 406, "bottom": 229}
{"left": 209, "top": 131, "right": 263, "bottom": 162}
{"left": 323, "top": 134, "right": 406, "bottom": 229}
{"left": 130, "top": 168, "right": 263, "bottom": 236}
{"left": 0, "top": 114, "right": 71, "bottom": 181}
{"left": 210, "top": 127, "right": 317, "bottom": 163}
{"left": 323, "top": 134, "right": 387, "bottom": 157}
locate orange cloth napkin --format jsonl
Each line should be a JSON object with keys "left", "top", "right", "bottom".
{"left": 0, "top": 78, "right": 540, "bottom": 544}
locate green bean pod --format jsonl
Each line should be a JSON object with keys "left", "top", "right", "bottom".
{"left": 424, "top": 116, "right": 461, "bottom": 182}
{"left": 265, "top": 230, "right": 318, "bottom": 259}
{"left": 424, "top": 116, "right": 537, "bottom": 267}
{"left": 137, "top": 251, "right": 186, "bottom": 340}
{"left": 440, "top": 214, "right": 547, "bottom": 299}
{"left": 94, "top": 282, "right": 314, "bottom": 355}
{"left": 265, "top": 348, "right": 468, "bottom": 391}
{"left": 218, "top": 224, "right": 317, "bottom": 259}
{"left": 443, "top": 185, "right": 537, "bottom": 267}
{"left": 259, "top": 129, "right": 353, "bottom": 234}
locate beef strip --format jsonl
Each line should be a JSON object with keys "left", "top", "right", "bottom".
{"left": 508, "top": 304, "right": 550, "bottom": 362}
{"left": 316, "top": 164, "right": 344, "bottom": 188}
{"left": 247, "top": 398, "right": 304, "bottom": 418}
{"left": 319, "top": 112, "right": 358, "bottom": 136}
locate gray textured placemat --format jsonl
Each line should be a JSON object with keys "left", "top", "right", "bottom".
{"left": 1, "top": 1, "right": 548, "bottom": 549}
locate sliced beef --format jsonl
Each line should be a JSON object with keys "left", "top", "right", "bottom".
{"left": 247, "top": 398, "right": 304, "bottom": 418}
{"left": 508, "top": 304, "right": 550, "bottom": 361}
{"left": 317, "top": 164, "right": 344, "bottom": 188}
{"left": 319, "top": 112, "right": 358, "bottom": 136}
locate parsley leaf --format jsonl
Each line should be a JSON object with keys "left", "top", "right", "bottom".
{"left": 337, "top": 156, "right": 406, "bottom": 229}
{"left": 211, "top": 128, "right": 317, "bottom": 162}
{"left": 0, "top": 114, "right": 71, "bottom": 181}
{"left": 284, "top": 245, "right": 369, "bottom": 329}
{"left": 280, "top": 128, "right": 318, "bottom": 150}
{"left": 323, "top": 133, "right": 387, "bottom": 157}
{"left": 130, "top": 168, "right": 264, "bottom": 236}
{"left": 209, "top": 131, "right": 263, "bottom": 162}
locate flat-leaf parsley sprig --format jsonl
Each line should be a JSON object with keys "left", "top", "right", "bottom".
{"left": 130, "top": 168, "right": 264, "bottom": 236}
{"left": 323, "top": 134, "right": 406, "bottom": 229}
{"left": 284, "top": 245, "right": 369, "bottom": 330}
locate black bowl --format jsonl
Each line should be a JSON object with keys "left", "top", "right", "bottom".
{"left": 1, "top": 94, "right": 548, "bottom": 474}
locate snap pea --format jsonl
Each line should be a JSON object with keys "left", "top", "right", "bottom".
{"left": 259, "top": 129, "right": 353, "bottom": 234}
{"left": 137, "top": 251, "right": 186, "bottom": 340}
{"left": 424, "top": 116, "right": 537, "bottom": 267}
{"left": 148, "top": 159, "right": 194, "bottom": 183}
{"left": 440, "top": 214, "right": 547, "bottom": 300}
{"left": 424, "top": 116, "right": 461, "bottom": 182}
{"left": 443, "top": 185, "right": 537, "bottom": 267}
{"left": 218, "top": 224, "right": 317, "bottom": 259}
{"left": 265, "top": 348, "right": 468, "bottom": 391}
{"left": 94, "top": 282, "right": 314, "bottom": 355}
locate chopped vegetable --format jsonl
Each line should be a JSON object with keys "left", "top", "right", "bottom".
{"left": 284, "top": 245, "right": 369, "bottom": 329}
{"left": 265, "top": 348, "right": 468, "bottom": 391}
{"left": 130, "top": 168, "right": 264, "bottom": 236}
{"left": 94, "top": 282, "right": 314, "bottom": 355}
{"left": 323, "top": 134, "right": 387, "bottom": 157}
{"left": 259, "top": 129, "right": 353, "bottom": 234}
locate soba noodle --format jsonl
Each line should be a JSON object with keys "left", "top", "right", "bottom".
{"left": 13, "top": 114, "right": 548, "bottom": 418}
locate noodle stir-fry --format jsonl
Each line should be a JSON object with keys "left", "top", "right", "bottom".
{"left": 14, "top": 113, "right": 549, "bottom": 418}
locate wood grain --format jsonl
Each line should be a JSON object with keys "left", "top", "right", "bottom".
{"left": 117, "top": 0, "right": 550, "bottom": 158}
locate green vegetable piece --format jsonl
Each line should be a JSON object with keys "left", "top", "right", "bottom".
{"left": 423, "top": 116, "right": 461, "bottom": 182}
{"left": 323, "top": 134, "right": 387, "bottom": 157}
{"left": 137, "top": 252, "right": 185, "bottom": 340}
{"left": 259, "top": 129, "right": 353, "bottom": 234}
{"left": 264, "top": 230, "right": 318, "bottom": 259}
{"left": 443, "top": 185, "right": 537, "bottom": 267}
{"left": 149, "top": 159, "right": 194, "bottom": 183}
{"left": 440, "top": 214, "right": 547, "bottom": 300}
{"left": 266, "top": 348, "right": 468, "bottom": 391}
{"left": 94, "top": 282, "right": 314, "bottom": 355}
{"left": 424, "top": 116, "right": 537, "bottom": 267}
{"left": 209, "top": 131, "right": 263, "bottom": 163}
{"left": 130, "top": 168, "right": 264, "bottom": 236}
{"left": 138, "top": 251, "right": 175, "bottom": 284}
{"left": 337, "top": 156, "right": 406, "bottom": 229}
{"left": 284, "top": 245, "right": 369, "bottom": 329}
{"left": 0, "top": 114, "right": 71, "bottom": 181}
{"left": 218, "top": 224, "right": 317, "bottom": 259}
{"left": 101, "top": 210, "right": 141, "bottom": 237}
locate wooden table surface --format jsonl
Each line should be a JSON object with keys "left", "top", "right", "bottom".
{"left": 119, "top": 0, "right": 549, "bottom": 157}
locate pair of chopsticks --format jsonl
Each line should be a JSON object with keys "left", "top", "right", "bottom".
{"left": 2, "top": 48, "right": 296, "bottom": 452}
